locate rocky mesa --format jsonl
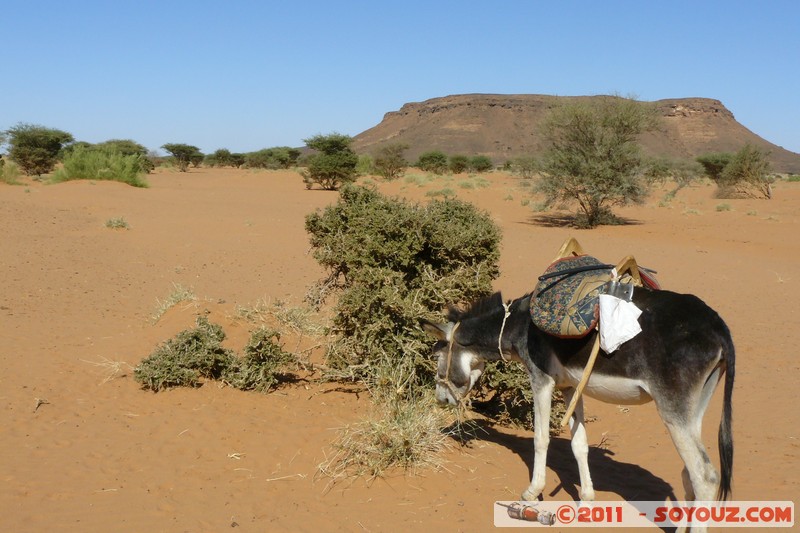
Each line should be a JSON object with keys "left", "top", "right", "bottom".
{"left": 352, "top": 94, "right": 800, "bottom": 173}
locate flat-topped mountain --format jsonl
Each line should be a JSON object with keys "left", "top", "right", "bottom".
{"left": 352, "top": 94, "right": 800, "bottom": 173}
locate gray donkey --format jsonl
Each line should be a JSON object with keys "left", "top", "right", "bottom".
{"left": 421, "top": 288, "right": 734, "bottom": 508}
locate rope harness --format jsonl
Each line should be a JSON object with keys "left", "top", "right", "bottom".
{"left": 498, "top": 301, "right": 511, "bottom": 362}
{"left": 437, "top": 303, "right": 512, "bottom": 402}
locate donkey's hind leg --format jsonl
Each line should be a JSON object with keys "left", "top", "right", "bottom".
{"left": 563, "top": 388, "right": 595, "bottom": 501}
{"left": 662, "top": 418, "right": 719, "bottom": 503}
{"left": 521, "top": 375, "right": 556, "bottom": 501}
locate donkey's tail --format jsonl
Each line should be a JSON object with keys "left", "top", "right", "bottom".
{"left": 717, "top": 335, "right": 735, "bottom": 501}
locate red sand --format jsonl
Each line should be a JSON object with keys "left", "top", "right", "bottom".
{"left": 2, "top": 168, "right": 798, "bottom": 532}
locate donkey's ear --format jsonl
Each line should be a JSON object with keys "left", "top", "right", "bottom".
{"left": 419, "top": 319, "right": 453, "bottom": 341}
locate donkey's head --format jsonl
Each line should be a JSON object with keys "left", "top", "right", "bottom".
{"left": 420, "top": 293, "right": 507, "bottom": 405}
{"left": 420, "top": 320, "right": 486, "bottom": 405}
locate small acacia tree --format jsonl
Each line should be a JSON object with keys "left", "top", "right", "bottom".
{"left": 696, "top": 152, "right": 733, "bottom": 183}
{"left": 302, "top": 133, "right": 358, "bottom": 190}
{"left": 373, "top": 143, "right": 408, "bottom": 180}
{"left": 5, "top": 123, "right": 74, "bottom": 176}
{"left": 536, "top": 97, "right": 661, "bottom": 227}
{"left": 162, "top": 143, "right": 202, "bottom": 172}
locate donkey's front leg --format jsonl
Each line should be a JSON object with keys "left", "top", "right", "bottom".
{"left": 521, "top": 376, "right": 555, "bottom": 501}
{"left": 563, "top": 388, "right": 595, "bottom": 502}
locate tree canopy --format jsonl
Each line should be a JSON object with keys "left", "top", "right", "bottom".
{"left": 535, "top": 97, "right": 661, "bottom": 227}
{"left": 5, "top": 123, "right": 74, "bottom": 176}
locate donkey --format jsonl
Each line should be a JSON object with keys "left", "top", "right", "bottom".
{"left": 421, "top": 288, "right": 734, "bottom": 506}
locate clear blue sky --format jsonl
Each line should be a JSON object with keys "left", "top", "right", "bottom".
{"left": 4, "top": 0, "right": 799, "bottom": 155}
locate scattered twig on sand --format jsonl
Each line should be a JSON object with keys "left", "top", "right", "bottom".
{"left": 265, "top": 473, "right": 307, "bottom": 482}
{"left": 596, "top": 432, "right": 612, "bottom": 450}
{"left": 33, "top": 397, "right": 49, "bottom": 413}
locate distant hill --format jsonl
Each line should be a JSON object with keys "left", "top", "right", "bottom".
{"left": 352, "top": 94, "right": 800, "bottom": 173}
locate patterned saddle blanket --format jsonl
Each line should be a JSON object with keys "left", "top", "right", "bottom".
{"left": 531, "top": 255, "right": 615, "bottom": 338}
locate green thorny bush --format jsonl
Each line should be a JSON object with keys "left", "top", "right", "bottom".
{"left": 134, "top": 316, "right": 296, "bottom": 393}
{"left": 305, "top": 184, "right": 556, "bottom": 431}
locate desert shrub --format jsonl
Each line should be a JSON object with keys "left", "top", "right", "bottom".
{"left": 373, "top": 143, "right": 409, "bottom": 180}
{"left": 135, "top": 316, "right": 236, "bottom": 391}
{"left": 356, "top": 154, "right": 374, "bottom": 175}
{"left": 306, "top": 185, "right": 501, "bottom": 387}
{"left": 449, "top": 154, "right": 469, "bottom": 174}
{"left": 134, "top": 316, "right": 295, "bottom": 393}
{"left": 416, "top": 150, "right": 449, "bottom": 174}
{"left": 230, "top": 153, "right": 246, "bottom": 168}
{"left": 301, "top": 133, "right": 358, "bottom": 190}
{"left": 718, "top": 144, "right": 774, "bottom": 199}
{"left": 5, "top": 123, "right": 74, "bottom": 176}
{"left": 93, "top": 139, "right": 155, "bottom": 173}
{"left": 206, "top": 148, "right": 232, "bottom": 167}
{"left": 51, "top": 146, "right": 149, "bottom": 187}
{"left": 469, "top": 155, "right": 494, "bottom": 173}
{"left": 223, "top": 327, "right": 296, "bottom": 392}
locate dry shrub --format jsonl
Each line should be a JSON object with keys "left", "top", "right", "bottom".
{"left": 307, "top": 185, "right": 564, "bottom": 481}
{"left": 305, "top": 184, "right": 501, "bottom": 393}
{"left": 134, "top": 315, "right": 296, "bottom": 393}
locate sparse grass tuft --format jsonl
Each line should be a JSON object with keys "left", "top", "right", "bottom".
{"left": 234, "top": 298, "right": 323, "bottom": 336}
{"left": 425, "top": 187, "right": 455, "bottom": 198}
{"left": 82, "top": 356, "right": 133, "bottom": 384}
{"left": 0, "top": 160, "right": 22, "bottom": 184}
{"left": 105, "top": 217, "right": 130, "bottom": 229}
{"left": 404, "top": 173, "right": 434, "bottom": 187}
{"left": 151, "top": 283, "right": 197, "bottom": 322}
{"left": 715, "top": 203, "right": 732, "bottom": 212}
{"left": 317, "top": 391, "right": 452, "bottom": 485}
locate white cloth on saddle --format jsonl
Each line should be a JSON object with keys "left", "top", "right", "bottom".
{"left": 598, "top": 294, "right": 642, "bottom": 353}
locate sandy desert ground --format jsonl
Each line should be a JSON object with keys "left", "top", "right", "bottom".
{"left": 2, "top": 167, "right": 799, "bottom": 532}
